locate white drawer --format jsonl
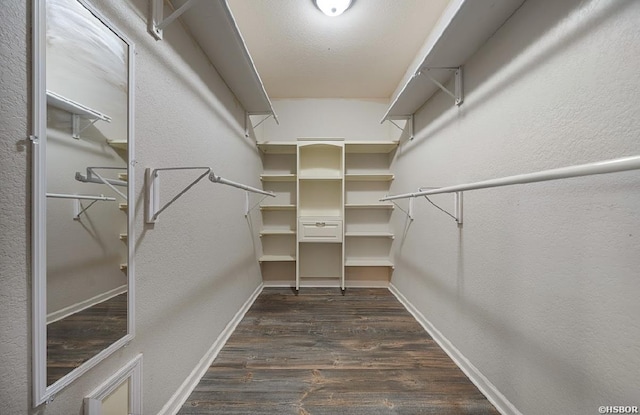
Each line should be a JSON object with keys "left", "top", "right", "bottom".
{"left": 298, "top": 219, "right": 342, "bottom": 242}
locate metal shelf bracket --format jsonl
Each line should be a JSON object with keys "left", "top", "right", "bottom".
{"left": 416, "top": 66, "right": 464, "bottom": 106}
{"left": 150, "top": 0, "right": 201, "bottom": 40}
{"left": 145, "top": 167, "right": 211, "bottom": 224}
{"left": 245, "top": 112, "right": 280, "bottom": 138}
{"left": 386, "top": 114, "right": 414, "bottom": 140}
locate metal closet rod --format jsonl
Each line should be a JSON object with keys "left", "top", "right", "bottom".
{"left": 46, "top": 193, "right": 115, "bottom": 201}
{"left": 146, "top": 166, "right": 274, "bottom": 224}
{"left": 381, "top": 155, "right": 640, "bottom": 201}
{"left": 209, "top": 172, "right": 274, "bottom": 197}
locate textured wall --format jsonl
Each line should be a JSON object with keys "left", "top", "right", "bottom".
{"left": 0, "top": 1, "right": 30, "bottom": 412}
{"left": 260, "top": 98, "right": 393, "bottom": 142}
{"left": 389, "top": 0, "right": 640, "bottom": 414}
{"left": 1, "top": 0, "right": 264, "bottom": 413}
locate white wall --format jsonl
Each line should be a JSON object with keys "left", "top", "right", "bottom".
{"left": 259, "top": 98, "right": 393, "bottom": 142}
{"left": 1, "top": 0, "right": 264, "bottom": 413}
{"left": 389, "top": 0, "right": 640, "bottom": 414}
{"left": 0, "top": 1, "right": 30, "bottom": 411}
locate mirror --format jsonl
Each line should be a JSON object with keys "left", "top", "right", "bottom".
{"left": 32, "top": 0, "right": 134, "bottom": 405}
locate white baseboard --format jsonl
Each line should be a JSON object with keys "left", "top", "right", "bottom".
{"left": 388, "top": 283, "right": 522, "bottom": 415}
{"left": 47, "top": 284, "right": 128, "bottom": 324}
{"left": 158, "top": 283, "right": 264, "bottom": 415}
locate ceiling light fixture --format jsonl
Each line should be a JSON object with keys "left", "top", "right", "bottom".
{"left": 314, "top": 0, "right": 353, "bottom": 17}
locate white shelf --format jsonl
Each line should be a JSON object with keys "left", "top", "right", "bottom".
{"left": 345, "top": 141, "right": 399, "bottom": 154}
{"left": 345, "top": 258, "right": 394, "bottom": 267}
{"left": 260, "top": 230, "right": 296, "bottom": 236}
{"left": 153, "top": 0, "right": 276, "bottom": 117}
{"left": 345, "top": 232, "right": 394, "bottom": 239}
{"left": 298, "top": 175, "right": 342, "bottom": 180}
{"left": 259, "top": 255, "right": 296, "bottom": 262}
{"left": 261, "top": 174, "right": 296, "bottom": 182}
{"left": 107, "top": 140, "right": 127, "bottom": 150}
{"left": 383, "top": 0, "right": 525, "bottom": 120}
{"left": 260, "top": 204, "right": 296, "bottom": 211}
{"left": 345, "top": 174, "right": 394, "bottom": 182}
{"left": 46, "top": 90, "right": 111, "bottom": 122}
{"left": 345, "top": 203, "right": 394, "bottom": 210}
{"left": 257, "top": 142, "right": 297, "bottom": 154}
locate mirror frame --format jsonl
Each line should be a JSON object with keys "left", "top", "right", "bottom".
{"left": 32, "top": 0, "right": 135, "bottom": 406}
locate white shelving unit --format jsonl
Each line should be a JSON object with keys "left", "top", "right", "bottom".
{"left": 257, "top": 140, "right": 398, "bottom": 288}
{"left": 382, "top": 0, "right": 525, "bottom": 120}
{"left": 257, "top": 142, "right": 298, "bottom": 285}
{"left": 296, "top": 139, "right": 345, "bottom": 290}
{"left": 344, "top": 141, "right": 397, "bottom": 279}
{"left": 149, "top": 0, "right": 276, "bottom": 119}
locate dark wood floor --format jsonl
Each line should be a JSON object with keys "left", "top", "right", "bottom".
{"left": 180, "top": 288, "right": 499, "bottom": 415}
{"left": 47, "top": 292, "right": 127, "bottom": 386}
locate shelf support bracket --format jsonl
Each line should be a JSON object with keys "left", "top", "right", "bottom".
{"left": 419, "top": 187, "right": 463, "bottom": 225}
{"left": 416, "top": 66, "right": 463, "bottom": 106}
{"left": 244, "top": 191, "right": 271, "bottom": 217}
{"left": 389, "top": 197, "right": 414, "bottom": 221}
{"left": 150, "top": 0, "right": 201, "bottom": 40}
{"left": 71, "top": 115, "right": 101, "bottom": 140}
{"left": 145, "top": 167, "right": 211, "bottom": 223}
{"left": 245, "top": 112, "right": 279, "bottom": 138}
{"left": 386, "top": 114, "right": 414, "bottom": 140}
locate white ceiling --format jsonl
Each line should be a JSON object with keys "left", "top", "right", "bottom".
{"left": 226, "top": 0, "right": 451, "bottom": 100}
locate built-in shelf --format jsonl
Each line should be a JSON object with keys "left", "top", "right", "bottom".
{"left": 257, "top": 142, "right": 297, "bottom": 154}
{"left": 46, "top": 90, "right": 111, "bottom": 122}
{"left": 345, "top": 258, "right": 394, "bottom": 267}
{"left": 345, "top": 203, "right": 394, "bottom": 210}
{"left": 260, "top": 204, "right": 296, "bottom": 211}
{"left": 344, "top": 141, "right": 399, "bottom": 154}
{"left": 150, "top": 0, "right": 276, "bottom": 118}
{"left": 345, "top": 174, "right": 394, "bottom": 182}
{"left": 345, "top": 232, "right": 394, "bottom": 238}
{"left": 259, "top": 255, "right": 296, "bottom": 262}
{"left": 260, "top": 174, "right": 296, "bottom": 182}
{"left": 107, "top": 140, "right": 127, "bottom": 150}
{"left": 298, "top": 175, "right": 342, "bottom": 180}
{"left": 382, "top": 0, "right": 525, "bottom": 120}
{"left": 260, "top": 230, "right": 296, "bottom": 236}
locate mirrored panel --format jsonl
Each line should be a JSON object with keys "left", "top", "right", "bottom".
{"left": 32, "top": 0, "right": 134, "bottom": 405}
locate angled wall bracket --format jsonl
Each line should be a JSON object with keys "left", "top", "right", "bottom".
{"left": 245, "top": 112, "right": 280, "bottom": 138}
{"left": 418, "top": 187, "right": 463, "bottom": 225}
{"left": 388, "top": 197, "right": 414, "bottom": 222}
{"left": 416, "top": 66, "right": 463, "bottom": 106}
{"left": 145, "top": 167, "right": 211, "bottom": 224}
{"left": 386, "top": 114, "right": 414, "bottom": 140}
{"left": 149, "top": 0, "right": 201, "bottom": 40}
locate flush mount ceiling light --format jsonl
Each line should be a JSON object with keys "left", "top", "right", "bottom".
{"left": 314, "top": 0, "right": 353, "bottom": 17}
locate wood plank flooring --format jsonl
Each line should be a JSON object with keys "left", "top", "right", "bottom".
{"left": 180, "top": 288, "right": 499, "bottom": 414}
{"left": 47, "top": 292, "right": 127, "bottom": 386}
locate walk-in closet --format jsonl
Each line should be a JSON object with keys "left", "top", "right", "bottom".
{"left": 1, "top": 0, "right": 639, "bottom": 414}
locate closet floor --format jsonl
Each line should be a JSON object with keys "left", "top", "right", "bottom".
{"left": 179, "top": 287, "right": 499, "bottom": 415}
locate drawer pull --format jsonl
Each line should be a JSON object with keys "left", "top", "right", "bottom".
{"left": 315, "top": 222, "right": 326, "bottom": 227}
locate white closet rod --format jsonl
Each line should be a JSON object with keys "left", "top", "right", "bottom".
{"left": 145, "top": 167, "right": 273, "bottom": 224}
{"left": 209, "top": 172, "right": 275, "bottom": 197}
{"left": 47, "top": 193, "right": 115, "bottom": 201}
{"left": 381, "top": 155, "right": 640, "bottom": 201}
{"left": 76, "top": 166, "right": 127, "bottom": 187}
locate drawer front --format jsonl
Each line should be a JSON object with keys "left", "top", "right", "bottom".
{"left": 299, "top": 219, "right": 342, "bottom": 242}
